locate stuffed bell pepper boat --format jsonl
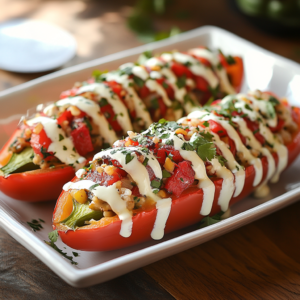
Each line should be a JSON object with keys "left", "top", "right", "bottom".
{"left": 0, "top": 47, "right": 243, "bottom": 202}
{"left": 53, "top": 90, "right": 300, "bottom": 251}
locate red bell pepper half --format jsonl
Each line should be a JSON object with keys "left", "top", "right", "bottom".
{"left": 53, "top": 108, "right": 300, "bottom": 252}
{"left": 0, "top": 129, "right": 75, "bottom": 202}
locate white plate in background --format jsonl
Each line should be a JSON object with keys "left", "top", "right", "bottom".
{"left": 0, "top": 26, "right": 300, "bottom": 287}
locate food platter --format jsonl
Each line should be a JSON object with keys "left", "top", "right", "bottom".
{"left": 1, "top": 25, "right": 300, "bottom": 287}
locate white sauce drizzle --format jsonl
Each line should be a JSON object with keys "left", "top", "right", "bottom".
{"left": 105, "top": 72, "right": 152, "bottom": 128}
{"left": 44, "top": 96, "right": 118, "bottom": 145}
{"left": 211, "top": 133, "right": 245, "bottom": 197}
{"left": 210, "top": 158, "right": 235, "bottom": 212}
{"left": 94, "top": 147, "right": 162, "bottom": 200}
{"left": 162, "top": 132, "right": 215, "bottom": 216}
{"left": 27, "top": 116, "right": 85, "bottom": 169}
{"left": 151, "top": 197, "right": 172, "bottom": 240}
{"left": 188, "top": 110, "right": 263, "bottom": 187}
{"left": 77, "top": 83, "right": 133, "bottom": 132}
{"left": 188, "top": 48, "right": 236, "bottom": 94}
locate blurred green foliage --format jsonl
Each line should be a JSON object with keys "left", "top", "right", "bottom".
{"left": 127, "top": 0, "right": 183, "bottom": 42}
{"left": 236, "top": 0, "right": 300, "bottom": 27}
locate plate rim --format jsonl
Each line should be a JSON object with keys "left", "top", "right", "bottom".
{"left": 1, "top": 25, "right": 300, "bottom": 287}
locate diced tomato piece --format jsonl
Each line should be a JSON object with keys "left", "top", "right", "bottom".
{"left": 139, "top": 85, "right": 151, "bottom": 99}
{"left": 100, "top": 104, "right": 123, "bottom": 133}
{"left": 165, "top": 161, "right": 195, "bottom": 197}
{"left": 104, "top": 81, "right": 127, "bottom": 107}
{"left": 160, "top": 145, "right": 183, "bottom": 163}
{"left": 158, "top": 97, "right": 167, "bottom": 118}
{"left": 60, "top": 88, "right": 79, "bottom": 99}
{"left": 171, "top": 62, "right": 193, "bottom": 79}
{"left": 208, "top": 120, "right": 227, "bottom": 137}
{"left": 155, "top": 148, "right": 167, "bottom": 165}
{"left": 131, "top": 186, "right": 142, "bottom": 197}
{"left": 156, "top": 78, "right": 174, "bottom": 99}
{"left": 195, "top": 76, "right": 209, "bottom": 92}
{"left": 57, "top": 110, "right": 73, "bottom": 127}
{"left": 243, "top": 118, "right": 266, "bottom": 144}
{"left": 30, "top": 129, "right": 54, "bottom": 160}
{"left": 71, "top": 123, "right": 94, "bottom": 156}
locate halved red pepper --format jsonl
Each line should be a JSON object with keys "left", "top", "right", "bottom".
{"left": 0, "top": 129, "right": 75, "bottom": 202}
{"left": 53, "top": 108, "right": 300, "bottom": 251}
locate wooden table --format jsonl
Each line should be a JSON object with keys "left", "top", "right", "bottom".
{"left": 1, "top": 1, "right": 300, "bottom": 299}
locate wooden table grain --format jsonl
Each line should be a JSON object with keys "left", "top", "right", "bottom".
{"left": 0, "top": 0, "right": 300, "bottom": 299}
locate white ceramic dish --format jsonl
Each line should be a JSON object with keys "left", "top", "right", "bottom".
{"left": 0, "top": 26, "right": 300, "bottom": 288}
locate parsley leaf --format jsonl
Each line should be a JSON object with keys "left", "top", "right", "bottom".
{"left": 49, "top": 230, "right": 59, "bottom": 243}
{"left": 59, "top": 134, "right": 64, "bottom": 141}
{"left": 162, "top": 170, "right": 171, "bottom": 178}
{"left": 151, "top": 179, "right": 161, "bottom": 189}
{"left": 176, "top": 75, "right": 186, "bottom": 89}
{"left": 133, "top": 75, "right": 145, "bottom": 87}
{"left": 125, "top": 152, "right": 134, "bottom": 164}
{"left": 142, "top": 157, "right": 149, "bottom": 166}
{"left": 199, "top": 211, "right": 224, "bottom": 229}
{"left": 196, "top": 143, "right": 216, "bottom": 161}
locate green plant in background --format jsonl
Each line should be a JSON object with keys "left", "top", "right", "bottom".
{"left": 127, "top": 0, "right": 183, "bottom": 42}
{"left": 236, "top": 0, "right": 300, "bottom": 27}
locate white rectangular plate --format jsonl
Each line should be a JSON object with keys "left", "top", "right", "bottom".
{"left": 1, "top": 26, "right": 300, "bottom": 288}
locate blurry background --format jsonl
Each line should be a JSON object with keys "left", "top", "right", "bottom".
{"left": 0, "top": 0, "right": 299, "bottom": 92}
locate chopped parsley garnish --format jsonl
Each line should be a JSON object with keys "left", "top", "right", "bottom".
{"left": 199, "top": 211, "right": 224, "bottom": 229}
{"left": 142, "top": 157, "right": 149, "bottom": 166}
{"left": 162, "top": 82, "right": 169, "bottom": 89}
{"left": 125, "top": 152, "right": 134, "bottom": 164}
{"left": 27, "top": 219, "right": 44, "bottom": 232}
{"left": 59, "top": 134, "right": 64, "bottom": 141}
{"left": 203, "top": 121, "right": 209, "bottom": 127}
{"left": 99, "top": 98, "right": 108, "bottom": 107}
{"left": 133, "top": 75, "right": 145, "bottom": 87}
{"left": 151, "top": 179, "right": 161, "bottom": 189}
{"left": 269, "top": 96, "right": 280, "bottom": 106}
{"left": 180, "top": 177, "right": 184, "bottom": 182}
{"left": 244, "top": 104, "right": 253, "bottom": 111}
{"left": 162, "top": 170, "right": 171, "bottom": 178}
{"left": 89, "top": 183, "right": 100, "bottom": 191}
{"left": 150, "top": 97, "right": 159, "bottom": 109}
{"left": 63, "top": 145, "right": 67, "bottom": 151}
{"left": 45, "top": 230, "right": 78, "bottom": 265}
{"left": 83, "top": 117, "right": 93, "bottom": 132}
{"left": 40, "top": 146, "right": 51, "bottom": 159}
{"left": 216, "top": 155, "right": 227, "bottom": 166}
{"left": 176, "top": 75, "right": 186, "bottom": 89}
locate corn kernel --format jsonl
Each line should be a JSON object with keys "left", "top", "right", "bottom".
{"left": 104, "top": 165, "right": 116, "bottom": 175}
{"left": 164, "top": 157, "right": 175, "bottom": 173}
{"left": 25, "top": 128, "right": 32, "bottom": 138}
{"left": 115, "top": 181, "right": 122, "bottom": 189}
{"left": 153, "top": 136, "right": 160, "bottom": 143}
{"left": 175, "top": 128, "right": 187, "bottom": 136}
{"left": 33, "top": 123, "right": 43, "bottom": 134}
{"left": 125, "top": 139, "right": 132, "bottom": 147}
{"left": 96, "top": 166, "right": 104, "bottom": 173}
{"left": 69, "top": 105, "right": 81, "bottom": 116}
{"left": 72, "top": 189, "right": 87, "bottom": 204}
{"left": 157, "top": 190, "right": 167, "bottom": 198}
{"left": 151, "top": 65, "right": 161, "bottom": 71}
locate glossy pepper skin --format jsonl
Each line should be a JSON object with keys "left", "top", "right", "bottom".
{"left": 0, "top": 129, "right": 75, "bottom": 202}
{"left": 53, "top": 108, "right": 300, "bottom": 252}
